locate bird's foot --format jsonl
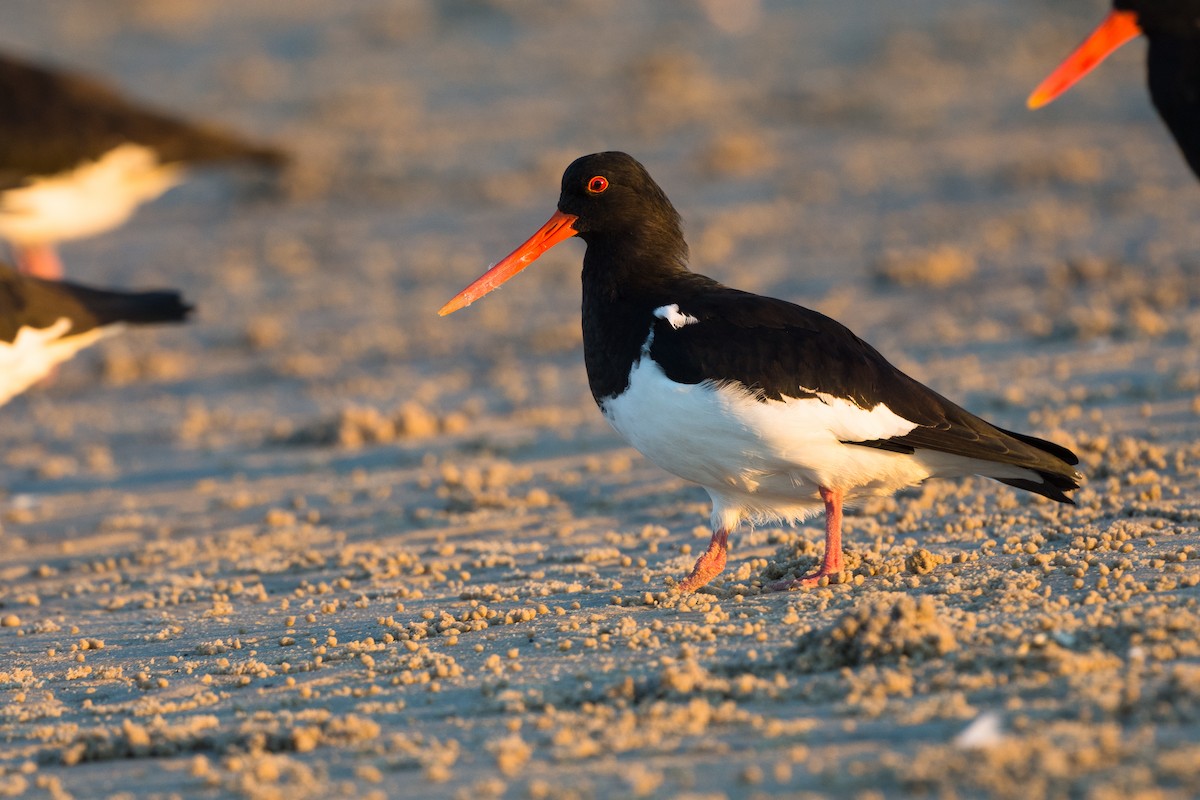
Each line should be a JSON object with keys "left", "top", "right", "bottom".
{"left": 673, "top": 531, "right": 729, "bottom": 594}
{"left": 768, "top": 552, "right": 846, "bottom": 591}
{"left": 767, "top": 567, "right": 845, "bottom": 591}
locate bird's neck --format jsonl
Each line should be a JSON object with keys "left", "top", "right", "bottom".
{"left": 578, "top": 227, "right": 691, "bottom": 404}
{"left": 579, "top": 226, "right": 690, "bottom": 301}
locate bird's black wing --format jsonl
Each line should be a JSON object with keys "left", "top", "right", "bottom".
{"left": 648, "top": 280, "right": 945, "bottom": 420}
{"left": 647, "top": 281, "right": 1079, "bottom": 497}
{"left": 0, "top": 54, "right": 287, "bottom": 179}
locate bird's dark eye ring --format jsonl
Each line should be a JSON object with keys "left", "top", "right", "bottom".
{"left": 587, "top": 175, "right": 609, "bottom": 194}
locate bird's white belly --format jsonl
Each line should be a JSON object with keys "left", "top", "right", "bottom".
{"left": 600, "top": 354, "right": 936, "bottom": 524}
{"left": 0, "top": 143, "right": 183, "bottom": 245}
{"left": 0, "top": 319, "right": 112, "bottom": 406}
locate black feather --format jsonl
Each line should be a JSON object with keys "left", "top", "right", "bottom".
{"left": 0, "top": 264, "right": 192, "bottom": 342}
{"left": 0, "top": 52, "right": 287, "bottom": 187}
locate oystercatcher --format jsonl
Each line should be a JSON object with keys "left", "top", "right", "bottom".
{"left": 439, "top": 152, "right": 1081, "bottom": 592}
{"left": 0, "top": 263, "right": 192, "bottom": 406}
{"left": 1028, "top": 1, "right": 1200, "bottom": 179}
{"left": 0, "top": 52, "right": 287, "bottom": 279}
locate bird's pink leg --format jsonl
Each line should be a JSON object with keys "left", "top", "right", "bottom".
{"left": 773, "top": 485, "right": 846, "bottom": 590}
{"left": 674, "top": 527, "right": 729, "bottom": 593}
{"left": 15, "top": 243, "right": 64, "bottom": 280}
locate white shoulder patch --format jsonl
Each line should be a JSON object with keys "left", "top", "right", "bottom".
{"left": 653, "top": 303, "right": 699, "bottom": 329}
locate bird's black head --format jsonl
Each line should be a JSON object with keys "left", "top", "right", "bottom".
{"left": 556, "top": 152, "right": 685, "bottom": 246}
{"left": 1115, "top": 0, "right": 1200, "bottom": 36}
{"left": 437, "top": 152, "right": 688, "bottom": 317}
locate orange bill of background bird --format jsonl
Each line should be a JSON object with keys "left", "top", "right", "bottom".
{"left": 1028, "top": 2, "right": 1200, "bottom": 179}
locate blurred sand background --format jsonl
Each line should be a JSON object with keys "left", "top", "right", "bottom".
{"left": 0, "top": 1, "right": 1198, "bottom": 798}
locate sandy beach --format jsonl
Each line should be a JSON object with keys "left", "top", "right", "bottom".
{"left": 1, "top": 1, "right": 1198, "bottom": 798}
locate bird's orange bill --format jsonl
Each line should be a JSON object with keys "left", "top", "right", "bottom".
{"left": 438, "top": 210, "right": 579, "bottom": 316}
{"left": 1027, "top": 9, "right": 1142, "bottom": 110}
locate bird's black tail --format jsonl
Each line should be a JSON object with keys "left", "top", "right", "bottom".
{"left": 82, "top": 288, "right": 194, "bottom": 327}
{"left": 991, "top": 425, "right": 1081, "bottom": 504}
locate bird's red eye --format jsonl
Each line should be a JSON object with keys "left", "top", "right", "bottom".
{"left": 587, "top": 175, "right": 609, "bottom": 194}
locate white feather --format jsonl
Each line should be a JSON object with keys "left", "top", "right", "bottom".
{"left": 0, "top": 319, "right": 113, "bottom": 406}
{"left": 653, "top": 303, "right": 699, "bottom": 329}
{"left": 601, "top": 350, "right": 1041, "bottom": 532}
{"left": 954, "top": 711, "right": 1005, "bottom": 749}
{"left": 0, "top": 143, "right": 183, "bottom": 245}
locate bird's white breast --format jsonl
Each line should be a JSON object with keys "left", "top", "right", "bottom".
{"left": 599, "top": 348, "right": 936, "bottom": 524}
{"left": 0, "top": 143, "right": 183, "bottom": 245}
{"left": 0, "top": 319, "right": 112, "bottom": 406}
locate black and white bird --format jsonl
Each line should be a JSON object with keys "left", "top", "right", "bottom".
{"left": 1028, "top": 0, "right": 1200, "bottom": 180}
{"left": 0, "top": 263, "right": 192, "bottom": 406}
{"left": 0, "top": 52, "right": 287, "bottom": 279}
{"left": 439, "top": 152, "right": 1082, "bottom": 592}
